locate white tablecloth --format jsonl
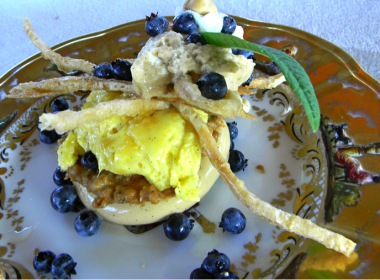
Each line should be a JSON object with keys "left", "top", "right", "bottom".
{"left": 1, "top": 0, "right": 379, "bottom": 82}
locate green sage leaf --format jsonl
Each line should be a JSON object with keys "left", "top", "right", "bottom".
{"left": 201, "top": 32, "right": 320, "bottom": 132}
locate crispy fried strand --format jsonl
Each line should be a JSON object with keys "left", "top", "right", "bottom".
{"left": 7, "top": 76, "right": 134, "bottom": 98}
{"left": 39, "top": 99, "right": 170, "bottom": 134}
{"left": 238, "top": 109, "right": 256, "bottom": 120}
{"left": 174, "top": 75, "right": 242, "bottom": 119}
{"left": 175, "top": 102, "right": 356, "bottom": 257}
{"left": 245, "top": 73, "right": 286, "bottom": 91}
{"left": 24, "top": 18, "right": 96, "bottom": 74}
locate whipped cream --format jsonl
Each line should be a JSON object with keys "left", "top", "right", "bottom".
{"left": 174, "top": 7, "right": 244, "bottom": 39}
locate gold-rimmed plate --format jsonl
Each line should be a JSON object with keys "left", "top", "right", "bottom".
{"left": 0, "top": 17, "right": 379, "bottom": 279}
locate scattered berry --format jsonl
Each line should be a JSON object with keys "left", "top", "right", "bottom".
{"left": 74, "top": 210, "right": 102, "bottom": 237}
{"left": 201, "top": 249, "right": 231, "bottom": 275}
{"left": 145, "top": 13, "right": 168, "bottom": 37}
{"left": 241, "top": 72, "right": 253, "bottom": 86}
{"left": 163, "top": 213, "right": 194, "bottom": 241}
{"left": 51, "top": 253, "right": 77, "bottom": 279}
{"left": 51, "top": 186, "right": 84, "bottom": 213}
{"left": 196, "top": 72, "right": 227, "bottom": 100}
{"left": 232, "top": 48, "right": 255, "bottom": 60}
{"left": 39, "top": 130, "right": 59, "bottom": 144}
{"left": 190, "top": 267, "right": 213, "bottom": 279}
{"left": 228, "top": 150, "right": 248, "bottom": 173}
{"left": 33, "top": 250, "right": 56, "bottom": 274}
{"left": 221, "top": 16, "right": 236, "bottom": 34}
{"left": 81, "top": 151, "right": 98, "bottom": 169}
{"left": 53, "top": 167, "right": 72, "bottom": 186}
{"left": 111, "top": 59, "right": 132, "bottom": 81}
{"left": 185, "top": 33, "right": 207, "bottom": 45}
{"left": 51, "top": 98, "right": 69, "bottom": 113}
{"left": 219, "top": 207, "right": 246, "bottom": 234}
{"left": 226, "top": 122, "right": 238, "bottom": 139}
{"left": 173, "top": 12, "right": 198, "bottom": 34}
{"left": 214, "top": 270, "right": 239, "bottom": 279}
{"left": 92, "top": 62, "right": 113, "bottom": 79}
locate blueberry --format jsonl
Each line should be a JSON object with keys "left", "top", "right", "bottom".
{"left": 241, "top": 73, "right": 253, "bottom": 86}
{"left": 53, "top": 167, "right": 72, "bottom": 186}
{"left": 232, "top": 49, "right": 255, "bottom": 60}
{"left": 201, "top": 249, "right": 231, "bottom": 275}
{"left": 51, "top": 253, "right": 77, "bottom": 279}
{"left": 163, "top": 213, "right": 194, "bottom": 241}
{"left": 145, "top": 13, "right": 168, "bottom": 37}
{"left": 230, "top": 139, "right": 234, "bottom": 151}
{"left": 196, "top": 72, "right": 227, "bottom": 100}
{"left": 51, "top": 98, "right": 69, "bottom": 113}
{"left": 51, "top": 186, "right": 84, "bottom": 213}
{"left": 219, "top": 207, "right": 246, "bottom": 234}
{"left": 111, "top": 59, "right": 132, "bottom": 81}
{"left": 228, "top": 150, "right": 248, "bottom": 173}
{"left": 214, "top": 270, "right": 239, "bottom": 279}
{"left": 266, "top": 61, "right": 281, "bottom": 73}
{"left": 226, "top": 122, "right": 238, "bottom": 140}
{"left": 185, "top": 33, "right": 207, "bottom": 45}
{"left": 33, "top": 250, "right": 56, "bottom": 274}
{"left": 74, "top": 210, "right": 102, "bottom": 237}
{"left": 39, "top": 130, "right": 59, "bottom": 144}
{"left": 221, "top": 16, "right": 237, "bottom": 34}
{"left": 92, "top": 62, "right": 113, "bottom": 79}
{"left": 173, "top": 12, "right": 198, "bottom": 34}
{"left": 190, "top": 267, "right": 213, "bottom": 279}
{"left": 81, "top": 151, "right": 98, "bottom": 169}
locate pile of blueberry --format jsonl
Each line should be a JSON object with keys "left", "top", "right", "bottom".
{"left": 39, "top": 98, "right": 69, "bottom": 144}
{"left": 33, "top": 250, "right": 77, "bottom": 279}
{"left": 227, "top": 122, "right": 248, "bottom": 173}
{"left": 190, "top": 249, "right": 239, "bottom": 279}
{"left": 92, "top": 59, "right": 133, "bottom": 81}
{"left": 51, "top": 161, "right": 102, "bottom": 237}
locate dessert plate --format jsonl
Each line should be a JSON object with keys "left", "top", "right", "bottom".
{"left": 0, "top": 17, "right": 379, "bottom": 279}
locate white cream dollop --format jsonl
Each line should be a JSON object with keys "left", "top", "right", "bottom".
{"left": 174, "top": 7, "right": 244, "bottom": 39}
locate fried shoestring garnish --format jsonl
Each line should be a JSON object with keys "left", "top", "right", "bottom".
{"left": 174, "top": 75, "right": 242, "bottom": 119}
{"left": 174, "top": 102, "right": 356, "bottom": 257}
{"left": 238, "top": 85, "right": 255, "bottom": 96}
{"left": 238, "top": 108, "right": 256, "bottom": 120}
{"left": 24, "top": 18, "right": 96, "bottom": 74}
{"left": 7, "top": 76, "right": 135, "bottom": 98}
{"left": 245, "top": 73, "right": 286, "bottom": 91}
{"left": 39, "top": 99, "right": 170, "bottom": 134}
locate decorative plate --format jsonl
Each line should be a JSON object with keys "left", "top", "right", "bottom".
{"left": 0, "top": 16, "right": 379, "bottom": 279}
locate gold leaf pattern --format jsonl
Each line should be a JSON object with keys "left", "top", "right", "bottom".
{"left": 233, "top": 233, "right": 262, "bottom": 277}
{"left": 187, "top": 207, "right": 216, "bottom": 234}
{"left": 271, "top": 165, "right": 296, "bottom": 208}
{"left": 267, "top": 123, "right": 283, "bottom": 148}
{"left": 20, "top": 139, "right": 40, "bottom": 171}
{"left": 4, "top": 180, "right": 25, "bottom": 232}
{"left": 236, "top": 83, "right": 326, "bottom": 279}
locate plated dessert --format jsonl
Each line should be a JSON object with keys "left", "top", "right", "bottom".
{"left": 0, "top": 0, "right": 362, "bottom": 278}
